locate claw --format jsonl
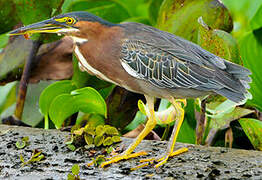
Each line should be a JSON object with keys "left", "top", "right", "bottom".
{"left": 101, "top": 151, "right": 148, "bottom": 168}
{"left": 155, "top": 147, "right": 188, "bottom": 168}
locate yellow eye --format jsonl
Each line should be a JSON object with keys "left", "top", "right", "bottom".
{"left": 66, "top": 17, "right": 75, "bottom": 25}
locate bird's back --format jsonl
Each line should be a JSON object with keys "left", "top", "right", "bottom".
{"left": 119, "top": 22, "right": 251, "bottom": 103}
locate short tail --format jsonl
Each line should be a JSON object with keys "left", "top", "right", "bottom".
{"left": 214, "top": 61, "right": 252, "bottom": 104}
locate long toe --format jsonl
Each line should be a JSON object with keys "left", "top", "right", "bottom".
{"left": 100, "top": 151, "right": 148, "bottom": 168}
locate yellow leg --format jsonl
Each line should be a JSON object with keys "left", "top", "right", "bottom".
{"left": 155, "top": 98, "right": 188, "bottom": 167}
{"left": 101, "top": 95, "right": 157, "bottom": 168}
{"left": 138, "top": 98, "right": 188, "bottom": 168}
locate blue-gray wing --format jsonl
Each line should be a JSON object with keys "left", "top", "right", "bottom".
{"left": 120, "top": 39, "right": 214, "bottom": 90}
{"left": 120, "top": 22, "right": 251, "bottom": 103}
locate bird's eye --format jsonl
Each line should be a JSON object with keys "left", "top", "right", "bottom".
{"left": 66, "top": 17, "right": 75, "bottom": 25}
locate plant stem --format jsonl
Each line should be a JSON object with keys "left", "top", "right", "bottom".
{"left": 45, "top": 115, "right": 49, "bottom": 129}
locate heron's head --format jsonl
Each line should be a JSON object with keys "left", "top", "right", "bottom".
{"left": 8, "top": 11, "right": 116, "bottom": 39}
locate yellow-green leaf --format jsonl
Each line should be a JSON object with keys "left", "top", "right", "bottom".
{"left": 73, "top": 128, "right": 85, "bottom": 136}
{"left": 138, "top": 99, "right": 147, "bottom": 115}
{"left": 67, "top": 144, "right": 76, "bottom": 151}
{"left": 84, "top": 134, "right": 93, "bottom": 145}
{"left": 71, "top": 164, "right": 80, "bottom": 175}
{"left": 112, "top": 136, "right": 122, "bottom": 143}
{"left": 96, "top": 125, "right": 105, "bottom": 136}
{"left": 16, "top": 140, "right": 26, "bottom": 149}
{"left": 239, "top": 118, "right": 262, "bottom": 151}
{"left": 94, "top": 135, "right": 104, "bottom": 147}
{"left": 105, "top": 126, "right": 119, "bottom": 135}
{"left": 103, "top": 137, "right": 113, "bottom": 146}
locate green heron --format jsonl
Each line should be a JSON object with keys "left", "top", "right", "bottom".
{"left": 9, "top": 11, "right": 251, "bottom": 168}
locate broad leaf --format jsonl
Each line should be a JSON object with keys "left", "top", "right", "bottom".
{"left": 0, "top": 37, "right": 32, "bottom": 81}
{"left": 0, "top": 1, "right": 18, "bottom": 33}
{"left": 209, "top": 107, "right": 254, "bottom": 130}
{"left": 239, "top": 31, "right": 262, "bottom": 111}
{"left": 22, "top": 81, "right": 54, "bottom": 126}
{"left": 13, "top": 0, "right": 63, "bottom": 25}
{"left": 0, "top": 82, "right": 16, "bottom": 114}
{"left": 250, "top": 4, "right": 262, "bottom": 31}
{"left": 177, "top": 99, "right": 196, "bottom": 144}
{"left": 148, "top": 0, "right": 164, "bottom": 25}
{"left": 157, "top": 0, "right": 233, "bottom": 43}
{"left": 63, "top": 0, "right": 131, "bottom": 23}
{"left": 239, "top": 118, "right": 262, "bottom": 151}
{"left": 49, "top": 87, "right": 107, "bottom": 128}
{"left": 197, "top": 17, "right": 241, "bottom": 64}
{"left": 72, "top": 55, "right": 90, "bottom": 89}
{"left": 0, "top": 33, "right": 8, "bottom": 49}
{"left": 13, "top": 0, "right": 64, "bottom": 42}
{"left": 39, "top": 80, "right": 77, "bottom": 116}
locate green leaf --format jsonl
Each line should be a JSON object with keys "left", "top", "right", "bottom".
{"left": 0, "top": 36, "right": 32, "bottom": 82}
{"left": 0, "top": 1, "right": 18, "bottom": 33}
{"left": 197, "top": 17, "right": 241, "bottom": 64}
{"left": 13, "top": 0, "right": 63, "bottom": 42}
{"left": 67, "top": 144, "right": 76, "bottom": 151}
{"left": 0, "top": 33, "right": 8, "bottom": 49}
{"left": 94, "top": 135, "right": 104, "bottom": 147}
{"left": 177, "top": 99, "right": 197, "bottom": 144}
{"left": 65, "top": 135, "right": 74, "bottom": 145}
{"left": 22, "top": 136, "right": 29, "bottom": 142}
{"left": 148, "top": 0, "right": 164, "bottom": 25}
{"left": 71, "top": 164, "right": 80, "bottom": 175}
{"left": 239, "top": 31, "right": 262, "bottom": 111}
{"left": 49, "top": 87, "right": 106, "bottom": 128}
{"left": 138, "top": 100, "right": 147, "bottom": 115}
{"left": 105, "top": 126, "right": 119, "bottom": 135}
{"left": 39, "top": 80, "right": 77, "bottom": 116}
{"left": 84, "top": 125, "right": 96, "bottom": 136}
{"left": 20, "top": 154, "right": 24, "bottom": 163}
{"left": 49, "top": 94, "right": 78, "bottom": 128}
{"left": 206, "top": 99, "right": 237, "bottom": 119}
{"left": 63, "top": 0, "right": 131, "bottom": 23}
{"left": 106, "top": 146, "right": 113, "bottom": 154}
{"left": 72, "top": 55, "right": 90, "bottom": 89}
{"left": 95, "top": 125, "right": 105, "bottom": 136}
{"left": 94, "top": 155, "right": 105, "bottom": 166}
{"left": 84, "top": 134, "right": 93, "bottom": 145}
{"left": 157, "top": 0, "right": 233, "bottom": 42}
{"left": 239, "top": 118, "right": 262, "bottom": 151}
{"left": 23, "top": 82, "right": 53, "bottom": 127}
{"left": 73, "top": 128, "right": 85, "bottom": 136}
{"left": 112, "top": 136, "right": 121, "bottom": 143}
{"left": 124, "top": 111, "right": 146, "bottom": 132}
{"left": 71, "top": 87, "right": 107, "bottom": 117}
{"left": 77, "top": 114, "right": 105, "bottom": 128}
{"left": 13, "top": 0, "right": 63, "bottom": 25}
{"left": 67, "top": 174, "right": 75, "bottom": 180}
{"left": 16, "top": 140, "right": 26, "bottom": 149}
{"left": 103, "top": 137, "right": 113, "bottom": 146}
{"left": 209, "top": 107, "right": 254, "bottom": 130}
{"left": 0, "top": 82, "right": 16, "bottom": 114}
{"left": 250, "top": 4, "right": 262, "bottom": 30}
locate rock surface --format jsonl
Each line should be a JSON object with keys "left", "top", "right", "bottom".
{"left": 0, "top": 124, "right": 261, "bottom": 180}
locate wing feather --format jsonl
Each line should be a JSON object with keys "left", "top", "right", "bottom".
{"left": 120, "top": 39, "right": 209, "bottom": 90}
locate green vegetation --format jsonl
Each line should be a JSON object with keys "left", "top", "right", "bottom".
{"left": 20, "top": 149, "right": 45, "bottom": 167}
{"left": 67, "top": 164, "right": 80, "bottom": 180}
{"left": 65, "top": 124, "right": 121, "bottom": 151}
{"left": 0, "top": 0, "right": 262, "bottom": 151}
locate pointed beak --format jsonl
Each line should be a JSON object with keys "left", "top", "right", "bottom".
{"left": 8, "top": 19, "right": 79, "bottom": 36}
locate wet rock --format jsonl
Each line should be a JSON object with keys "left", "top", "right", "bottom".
{"left": 0, "top": 124, "right": 261, "bottom": 180}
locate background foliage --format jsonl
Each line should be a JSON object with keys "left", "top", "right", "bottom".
{"left": 0, "top": 0, "right": 262, "bottom": 151}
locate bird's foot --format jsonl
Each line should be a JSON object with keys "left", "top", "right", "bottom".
{"left": 132, "top": 147, "right": 188, "bottom": 169}
{"left": 100, "top": 151, "right": 148, "bottom": 168}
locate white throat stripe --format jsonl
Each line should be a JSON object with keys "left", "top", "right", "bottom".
{"left": 74, "top": 46, "right": 118, "bottom": 84}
